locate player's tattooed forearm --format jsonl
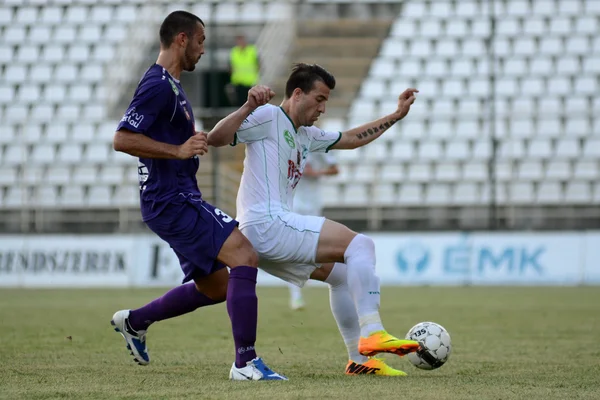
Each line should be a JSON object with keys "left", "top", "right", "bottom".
{"left": 355, "top": 118, "right": 398, "bottom": 140}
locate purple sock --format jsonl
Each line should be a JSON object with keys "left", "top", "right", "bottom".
{"left": 227, "top": 266, "right": 259, "bottom": 368}
{"left": 128, "top": 282, "right": 218, "bottom": 331}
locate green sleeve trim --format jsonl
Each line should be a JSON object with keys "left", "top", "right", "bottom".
{"left": 230, "top": 133, "right": 238, "bottom": 147}
{"left": 325, "top": 132, "right": 343, "bottom": 153}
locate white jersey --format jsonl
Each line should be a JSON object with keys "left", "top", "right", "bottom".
{"left": 293, "top": 152, "right": 337, "bottom": 215}
{"left": 232, "top": 104, "right": 341, "bottom": 228}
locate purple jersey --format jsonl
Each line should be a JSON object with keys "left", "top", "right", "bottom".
{"left": 117, "top": 64, "right": 200, "bottom": 221}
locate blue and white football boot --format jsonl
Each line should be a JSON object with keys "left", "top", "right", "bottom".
{"left": 229, "top": 357, "right": 288, "bottom": 381}
{"left": 111, "top": 310, "right": 150, "bottom": 366}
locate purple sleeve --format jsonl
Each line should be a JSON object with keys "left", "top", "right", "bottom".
{"left": 116, "top": 79, "right": 174, "bottom": 136}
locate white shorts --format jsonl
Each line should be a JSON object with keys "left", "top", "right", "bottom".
{"left": 240, "top": 212, "right": 325, "bottom": 287}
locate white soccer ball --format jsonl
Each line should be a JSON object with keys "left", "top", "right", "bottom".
{"left": 405, "top": 322, "right": 451, "bottom": 370}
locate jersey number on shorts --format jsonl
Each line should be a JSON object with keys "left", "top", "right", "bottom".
{"left": 214, "top": 208, "right": 233, "bottom": 223}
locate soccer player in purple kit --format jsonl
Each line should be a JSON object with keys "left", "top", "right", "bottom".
{"left": 110, "top": 11, "right": 286, "bottom": 381}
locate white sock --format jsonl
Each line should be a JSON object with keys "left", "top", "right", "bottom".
{"left": 344, "top": 234, "right": 384, "bottom": 337}
{"left": 288, "top": 282, "right": 303, "bottom": 302}
{"left": 326, "top": 262, "right": 368, "bottom": 364}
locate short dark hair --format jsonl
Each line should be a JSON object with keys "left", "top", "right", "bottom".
{"left": 284, "top": 63, "right": 336, "bottom": 98}
{"left": 159, "top": 11, "right": 204, "bottom": 47}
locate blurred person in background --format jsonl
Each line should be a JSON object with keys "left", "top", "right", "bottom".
{"left": 227, "top": 34, "right": 260, "bottom": 107}
{"left": 288, "top": 153, "right": 339, "bottom": 310}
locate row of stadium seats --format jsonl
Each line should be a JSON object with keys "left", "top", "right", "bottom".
{"left": 334, "top": 0, "right": 600, "bottom": 206}
{"left": 327, "top": 118, "right": 600, "bottom": 140}
{"left": 398, "top": 0, "right": 600, "bottom": 17}
{"left": 1, "top": 64, "right": 104, "bottom": 83}
{"left": 3, "top": 25, "right": 127, "bottom": 44}
{"left": 321, "top": 181, "right": 600, "bottom": 206}
{"left": 369, "top": 57, "right": 600, "bottom": 78}
{"left": 336, "top": 139, "right": 600, "bottom": 161}
{"left": 327, "top": 160, "right": 600, "bottom": 183}
{"left": 0, "top": 165, "right": 137, "bottom": 186}
{"left": 0, "top": 83, "right": 106, "bottom": 104}
{"left": 0, "top": 2, "right": 288, "bottom": 25}
{"left": 2, "top": 138, "right": 599, "bottom": 166}
{"left": 0, "top": 143, "right": 133, "bottom": 165}
{"left": 380, "top": 36, "right": 599, "bottom": 57}
{"left": 0, "top": 184, "right": 139, "bottom": 208}
{"left": 1, "top": 45, "right": 115, "bottom": 64}
{"left": 357, "top": 78, "right": 598, "bottom": 100}
{"left": 390, "top": 16, "right": 599, "bottom": 38}
{"left": 0, "top": 104, "right": 107, "bottom": 122}
{"left": 3, "top": 180, "right": 599, "bottom": 209}
{"left": 0, "top": 121, "right": 208, "bottom": 144}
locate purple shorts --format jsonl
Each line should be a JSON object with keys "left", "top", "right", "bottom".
{"left": 145, "top": 194, "right": 238, "bottom": 283}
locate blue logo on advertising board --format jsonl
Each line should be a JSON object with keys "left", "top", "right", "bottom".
{"left": 396, "top": 241, "right": 430, "bottom": 274}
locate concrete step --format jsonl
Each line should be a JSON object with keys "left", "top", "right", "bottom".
{"left": 297, "top": 19, "right": 392, "bottom": 38}
{"left": 269, "top": 75, "right": 363, "bottom": 107}
{"left": 294, "top": 37, "right": 381, "bottom": 58}
{"left": 290, "top": 57, "right": 372, "bottom": 78}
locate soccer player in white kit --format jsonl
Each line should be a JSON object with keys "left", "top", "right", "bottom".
{"left": 208, "top": 63, "right": 420, "bottom": 376}
{"left": 288, "top": 152, "right": 338, "bottom": 310}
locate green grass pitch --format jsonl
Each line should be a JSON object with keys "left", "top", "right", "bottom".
{"left": 1, "top": 287, "right": 599, "bottom": 399}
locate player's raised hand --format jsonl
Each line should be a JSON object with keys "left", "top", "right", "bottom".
{"left": 178, "top": 131, "right": 208, "bottom": 159}
{"left": 247, "top": 85, "right": 275, "bottom": 109}
{"left": 393, "top": 88, "right": 419, "bottom": 120}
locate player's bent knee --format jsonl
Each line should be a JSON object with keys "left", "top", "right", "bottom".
{"left": 348, "top": 234, "right": 375, "bottom": 257}
{"left": 219, "top": 228, "right": 259, "bottom": 267}
{"left": 194, "top": 269, "right": 228, "bottom": 302}
{"left": 197, "top": 284, "right": 227, "bottom": 303}
{"left": 227, "top": 246, "right": 259, "bottom": 268}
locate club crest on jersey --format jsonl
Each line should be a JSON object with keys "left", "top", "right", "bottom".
{"left": 283, "top": 130, "right": 295, "bottom": 149}
{"left": 168, "top": 78, "right": 179, "bottom": 96}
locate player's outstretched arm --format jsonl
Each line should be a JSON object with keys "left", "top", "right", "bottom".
{"left": 113, "top": 129, "right": 208, "bottom": 159}
{"left": 208, "top": 85, "right": 275, "bottom": 147}
{"left": 330, "top": 88, "right": 418, "bottom": 150}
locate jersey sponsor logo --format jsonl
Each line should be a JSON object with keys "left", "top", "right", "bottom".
{"left": 138, "top": 161, "right": 149, "bottom": 190}
{"left": 168, "top": 78, "right": 179, "bottom": 95}
{"left": 121, "top": 107, "right": 144, "bottom": 129}
{"left": 287, "top": 160, "right": 302, "bottom": 189}
{"left": 283, "top": 130, "right": 295, "bottom": 149}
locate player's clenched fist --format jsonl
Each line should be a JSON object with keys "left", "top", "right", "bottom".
{"left": 247, "top": 85, "right": 275, "bottom": 109}
{"left": 177, "top": 131, "right": 208, "bottom": 159}
{"left": 393, "top": 88, "right": 419, "bottom": 120}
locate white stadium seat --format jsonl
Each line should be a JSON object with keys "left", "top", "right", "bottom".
{"left": 564, "top": 182, "right": 591, "bottom": 203}
{"left": 517, "top": 161, "right": 543, "bottom": 180}
{"left": 60, "top": 185, "right": 85, "bottom": 207}
{"left": 434, "top": 162, "right": 460, "bottom": 182}
{"left": 573, "top": 161, "right": 598, "bottom": 180}
{"left": 88, "top": 186, "right": 113, "bottom": 207}
{"left": 374, "top": 183, "right": 396, "bottom": 205}
{"left": 537, "top": 182, "right": 562, "bottom": 204}
{"left": 453, "top": 182, "right": 479, "bottom": 205}
{"left": 546, "top": 161, "right": 571, "bottom": 180}
{"left": 528, "top": 139, "right": 553, "bottom": 159}
{"left": 425, "top": 183, "right": 451, "bottom": 205}
{"left": 398, "top": 183, "right": 423, "bottom": 205}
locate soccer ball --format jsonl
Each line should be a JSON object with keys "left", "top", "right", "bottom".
{"left": 405, "top": 322, "right": 451, "bottom": 370}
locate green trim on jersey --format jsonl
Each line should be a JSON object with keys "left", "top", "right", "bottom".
{"left": 279, "top": 107, "right": 297, "bottom": 133}
{"left": 325, "top": 131, "right": 343, "bottom": 152}
{"left": 230, "top": 133, "right": 238, "bottom": 146}
{"left": 276, "top": 114, "right": 286, "bottom": 207}
{"left": 277, "top": 215, "right": 321, "bottom": 234}
{"left": 261, "top": 138, "right": 272, "bottom": 219}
